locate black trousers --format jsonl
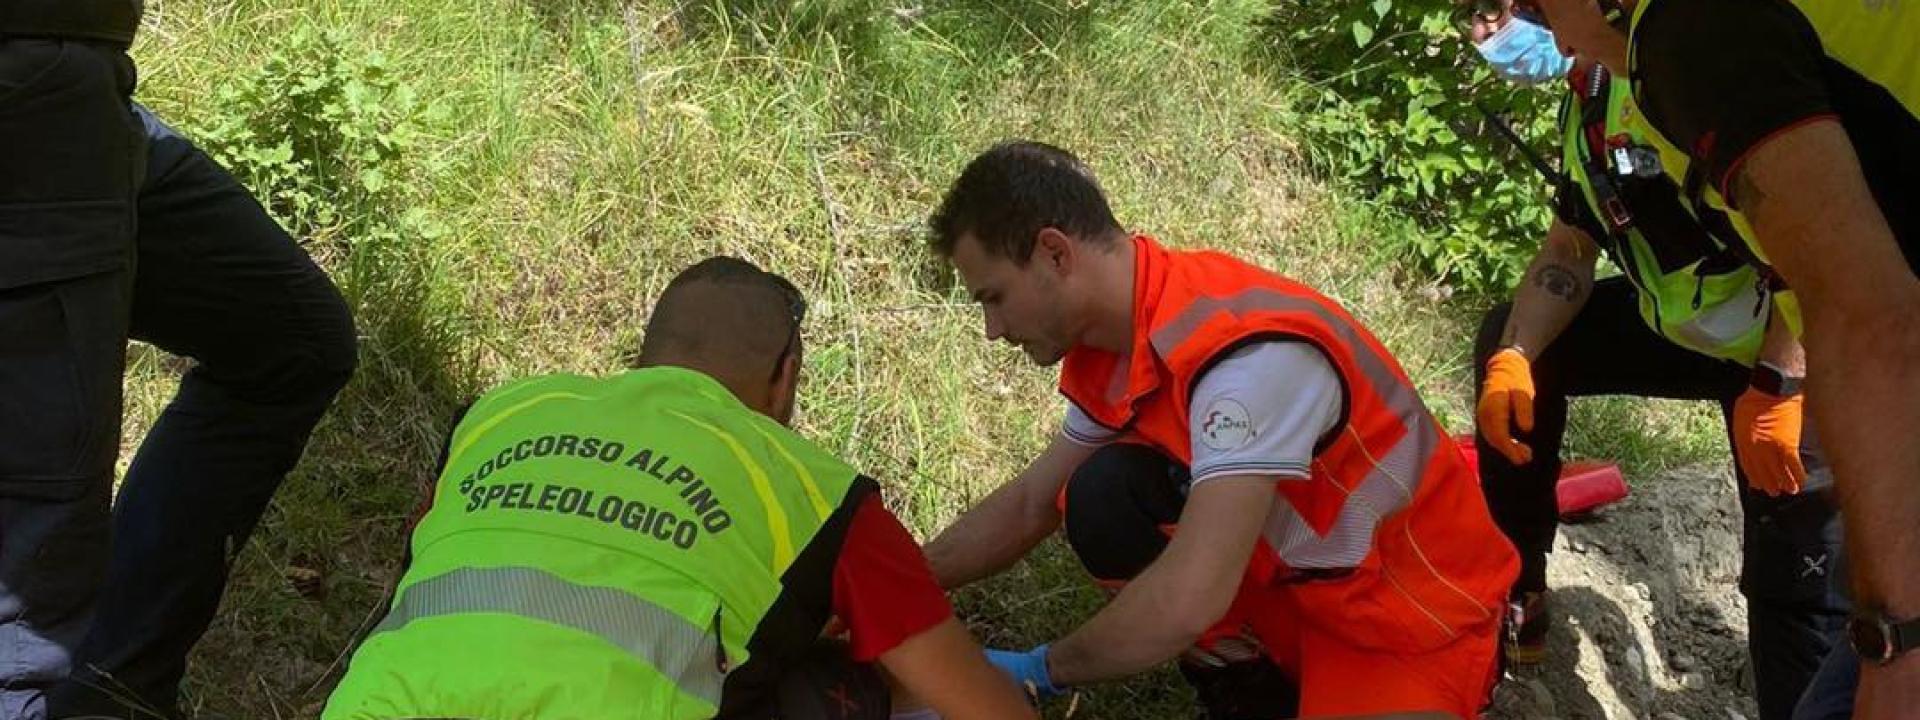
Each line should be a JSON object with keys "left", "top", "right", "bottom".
{"left": 1472, "top": 277, "right": 1848, "bottom": 720}
{"left": 0, "top": 96, "right": 357, "bottom": 719}
{"left": 1, "top": 36, "right": 144, "bottom": 720}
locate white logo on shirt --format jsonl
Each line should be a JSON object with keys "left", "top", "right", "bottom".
{"left": 1200, "top": 399, "right": 1256, "bottom": 451}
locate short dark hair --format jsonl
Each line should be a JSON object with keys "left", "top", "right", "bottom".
{"left": 637, "top": 256, "right": 806, "bottom": 370}
{"left": 928, "top": 141, "right": 1123, "bottom": 264}
{"left": 660, "top": 256, "right": 807, "bottom": 324}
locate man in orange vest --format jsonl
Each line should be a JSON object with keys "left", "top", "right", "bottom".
{"left": 923, "top": 141, "right": 1521, "bottom": 719}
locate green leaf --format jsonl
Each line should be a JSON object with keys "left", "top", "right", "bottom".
{"left": 1350, "top": 21, "right": 1374, "bottom": 47}
{"left": 1372, "top": 0, "right": 1392, "bottom": 20}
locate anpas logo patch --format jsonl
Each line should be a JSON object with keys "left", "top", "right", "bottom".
{"left": 1200, "top": 398, "right": 1255, "bottom": 450}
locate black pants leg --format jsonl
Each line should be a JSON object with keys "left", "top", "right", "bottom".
{"left": 44, "top": 106, "right": 358, "bottom": 719}
{"left": 1471, "top": 277, "right": 1847, "bottom": 720}
{"left": 1062, "top": 444, "right": 1300, "bottom": 720}
{"left": 1472, "top": 278, "right": 1750, "bottom": 594}
{"left": 0, "top": 38, "right": 143, "bottom": 720}
{"left": 1734, "top": 421, "right": 1848, "bottom": 720}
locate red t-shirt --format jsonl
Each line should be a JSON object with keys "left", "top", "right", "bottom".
{"left": 831, "top": 495, "right": 954, "bottom": 661}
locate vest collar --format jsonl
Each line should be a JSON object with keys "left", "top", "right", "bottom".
{"left": 624, "top": 365, "right": 749, "bottom": 410}
{"left": 1060, "top": 234, "right": 1170, "bottom": 428}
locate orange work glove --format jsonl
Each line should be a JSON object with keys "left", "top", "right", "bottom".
{"left": 1477, "top": 348, "right": 1536, "bottom": 466}
{"left": 1733, "top": 387, "right": 1806, "bottom": 496}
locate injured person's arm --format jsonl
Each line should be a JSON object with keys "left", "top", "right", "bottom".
{"left": 877, "top": 617, "right": 1037, "bottom": 720}
{"left": 829, "top": 495, "right": 1036, "bottom": 719}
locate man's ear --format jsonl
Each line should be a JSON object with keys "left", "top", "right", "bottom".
{"left": 1035, "top": 227, "right": 1075, "bottom": 276}
{"left": 779, "top": 349, "right": 803, "bottom": 391}
{"left": 769, "top": 346, "right": 803, "bottom": 426}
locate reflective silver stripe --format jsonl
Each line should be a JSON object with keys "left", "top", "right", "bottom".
{"left": 1148, "top": 288, "right": 1440, "bottom": 569}
{"left": 1673, "top": 282, "right": 1768, "bottom": 354}
{"left": 371, "top": 566, "right": 725, "bottom": 706}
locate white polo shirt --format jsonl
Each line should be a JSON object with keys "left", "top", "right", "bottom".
{"left": 1061, "top": 340, "right": 1344, "bottom": 484}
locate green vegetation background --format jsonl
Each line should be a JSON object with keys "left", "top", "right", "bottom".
{"left": 118, "top": 0, "right": 1726, "bottom": 716}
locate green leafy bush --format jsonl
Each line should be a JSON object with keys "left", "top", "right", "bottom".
{"left": 1263, "top": 0, "right": 1561, "bottom": 294}
{"left": 191, "top": 26, "right": 436, "bottom": 245}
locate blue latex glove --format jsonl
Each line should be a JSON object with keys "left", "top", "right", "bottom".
{"left": 985, "top": 644, "right": 1064, "bottom": 700}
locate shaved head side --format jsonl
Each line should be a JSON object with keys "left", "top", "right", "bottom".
{"left": 638, "top": 257, "right": 806, "bottom": 399}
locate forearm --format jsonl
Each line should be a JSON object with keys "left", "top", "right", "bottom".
{"left": 1733, "top": 120, "right": 1920, "bottom": 616}
{"left": 1500, "top": 221, "right": 1598, "bottom": 359}
{"left": 924, "top": 475, "right": 1060, "bottom": 590}
{"left": 1753, "top": 304, "right": 1805, "bottom": 376}
{"left": 1045, "top": 478, "right": 1272, "bottom": 687}
{"left": 1045, "top": 561, "right": 1203, "bottom": 686}
{"left": 881, "top": 617, "right": 1039, "bottom": 720}
{"left": 1811, "top": 314, "right": 1920, "bottom": 614}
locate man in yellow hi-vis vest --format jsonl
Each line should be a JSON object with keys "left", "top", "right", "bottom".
{"left": 323, "top": 257, "right": 1035, "bottom": 720}
{"left": 1506, "top": 0, "right": 1918, "bottom": 717}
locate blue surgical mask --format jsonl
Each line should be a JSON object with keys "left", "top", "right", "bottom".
{"left": 1476, "top": 16, "right": 1573, "bottom": 86}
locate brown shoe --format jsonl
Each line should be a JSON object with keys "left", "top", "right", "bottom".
{"left": 1505, "top": 591, "right": 1550, "bottom": 666}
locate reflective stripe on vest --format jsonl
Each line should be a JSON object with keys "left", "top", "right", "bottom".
{"left": 370, "top": 565, "right": 725, "bottom": 707}
{"left": 666, "top": 408, "right": 797, "bottom": 570}
{"left": 1150, "top": 289, "right": 1439, "bottom": 570}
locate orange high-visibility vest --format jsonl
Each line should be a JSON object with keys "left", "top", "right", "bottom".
{"left": 1060, "top": 235, "right": 1518, "bottom": 652}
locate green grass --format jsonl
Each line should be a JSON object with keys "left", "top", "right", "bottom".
{"left": 116, "top": 1, "right": 1727, "bottom": 717}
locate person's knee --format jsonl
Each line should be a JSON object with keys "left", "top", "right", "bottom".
{"left": 1062, "top": 443, "right": 1187, "bottom": 582}
{"left": 219, "top": 279, "right": 358, "bottom": 407}
{"left": 304, "top": 286, "right": 359, "bottom": 399}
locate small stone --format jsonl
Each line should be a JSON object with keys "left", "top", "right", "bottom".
{"left": 1726, "top": 709, "right": 1750, "bottom": 720}
{"left": 1624, "top": 647, "right": 1646, "bottom": 678}
{"left": 1632, "top": 582, "right": 1653, "bottom": 601}
{"left": 1680, "top": 672, "right": 1708, "bottom": 690}
{"left": 1659, "top": 713, "right": 1688, "bottom": 720}
{"left": 1567, "top": 538, "right": 1589, "bottom": 554}
{"left": 1671, "top": 652, "right": 1696, "bottom": 672}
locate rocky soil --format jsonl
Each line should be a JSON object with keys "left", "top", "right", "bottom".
{"left": 1487, "top": 466, "right": 1763, "bottom": 720}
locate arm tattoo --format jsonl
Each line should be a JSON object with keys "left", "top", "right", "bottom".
{"left": 1733, "top": 168, "right": 1769, "bottom": 216}
{"left": 1533, "top": 263, "right": 1584, "bottom": 302}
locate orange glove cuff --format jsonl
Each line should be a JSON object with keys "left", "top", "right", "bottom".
{"left": 1733, "top": 387, "right": 1807, "bottom": 496}
{"left": 1477, "top": 348, "right": 1537, "bottom": 465}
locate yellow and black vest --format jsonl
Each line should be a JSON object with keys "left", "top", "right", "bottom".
{"left": 324, "top": 367, "right": 875, "bottom": 720}
{"left": 1558, "top": 65, "right": 1780, "bottom": 362}
{"left": 1626, "top": 0, "right": 1920, "bottom": 280}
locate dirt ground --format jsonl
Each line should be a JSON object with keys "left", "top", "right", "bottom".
{"left": 1486, "top": 466, "right": 1763, "bottom": 720}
